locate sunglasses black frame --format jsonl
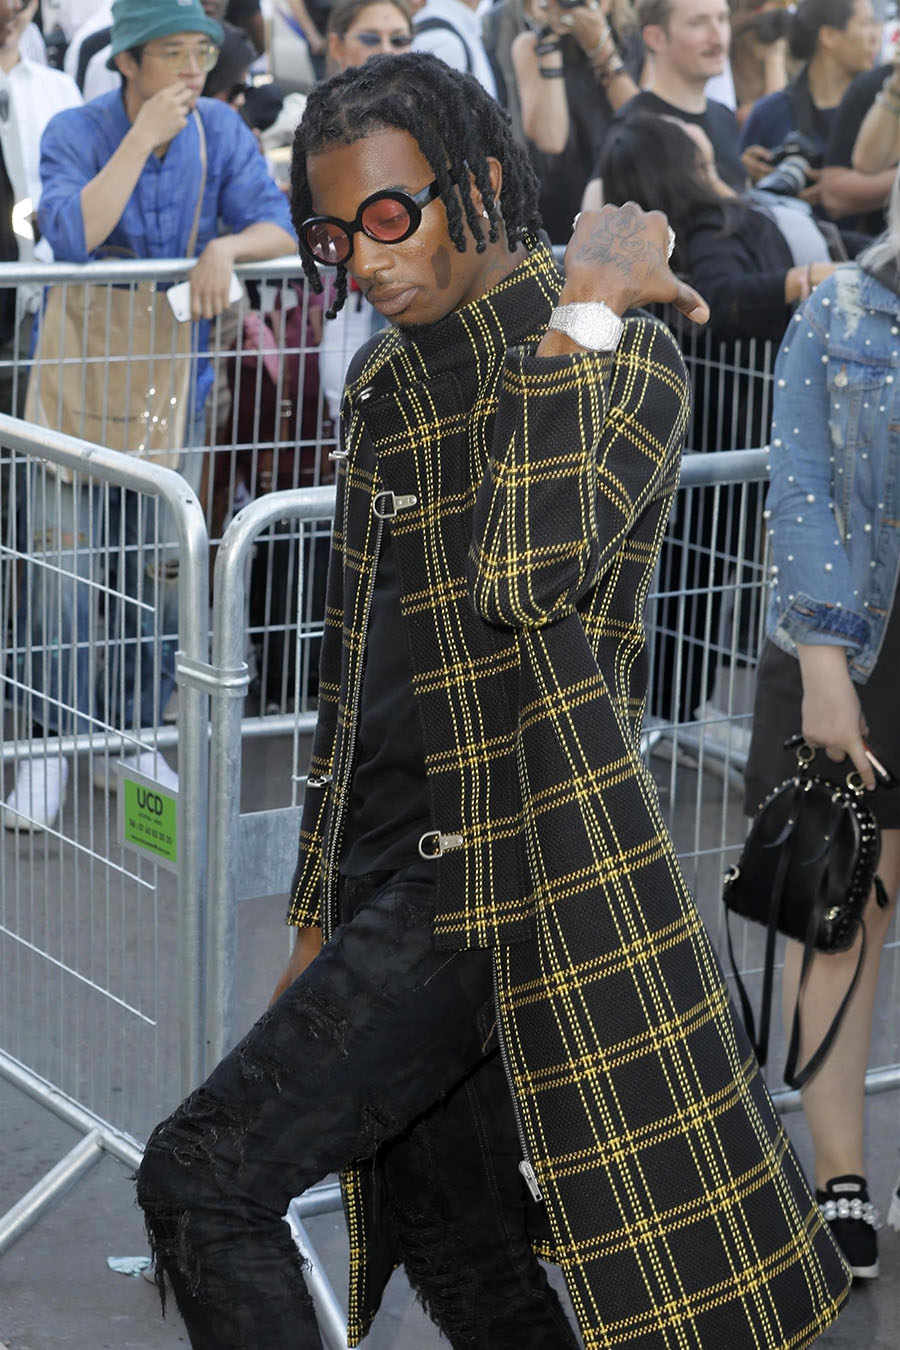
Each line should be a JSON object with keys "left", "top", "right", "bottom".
{"left": 353, "top": 31, "right": 413, "bottom": 48}
{"left": 299, "top": 179, "right": 441, "bottom": 266}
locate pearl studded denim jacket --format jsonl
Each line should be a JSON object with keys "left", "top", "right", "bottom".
{"left": 767, "top": 262, "right": 900, "bottom": 681}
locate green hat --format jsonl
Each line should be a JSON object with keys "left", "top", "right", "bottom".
{"left": 108, "top": 0, "right": 224, "bottom": 62}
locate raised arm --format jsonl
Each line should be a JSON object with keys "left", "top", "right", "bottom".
{"left": 468, "top": 205, "right": 706, "bottom": 627}
{"left": 851, "top": 65, "right": 900, "bottom": 173}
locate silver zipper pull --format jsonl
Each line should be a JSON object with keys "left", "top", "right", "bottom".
{"left": 519, "top": 1160, "right": 543, "bottom": 1202}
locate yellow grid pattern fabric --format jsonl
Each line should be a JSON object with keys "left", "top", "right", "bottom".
{"left": 287, "top": 244, "right": 850, "bottom": 1346}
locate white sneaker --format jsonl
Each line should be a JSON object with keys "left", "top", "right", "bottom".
{"left": 888, "top": 1176, "right": 900, "bottom": 1234}
{"left": 92, "top": 750, "right": 179, "bottom": 794}
{"left": 3, "top": 755, "right": 70, "bottom": 832}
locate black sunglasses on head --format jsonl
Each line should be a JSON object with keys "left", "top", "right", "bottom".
{"left": 300, "top": 179, "right": 441, "bottom": 266}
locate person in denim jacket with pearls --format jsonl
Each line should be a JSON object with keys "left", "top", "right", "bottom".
{"left": 745, "top": 175, "right": 900, "bottom": 1279}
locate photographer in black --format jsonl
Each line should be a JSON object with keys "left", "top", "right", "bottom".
{"left": 740, "top": 0, "right": 880, "bottom": 197}
{"left": 511, "top": 0, "right": 643, "bottom": 241}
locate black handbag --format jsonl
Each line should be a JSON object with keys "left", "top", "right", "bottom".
{"left": 723, "top": 737, "right": 888, "bottom": 1090}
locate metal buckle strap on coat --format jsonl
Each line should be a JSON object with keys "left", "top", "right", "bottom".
{"left": 372, "top": 490, "right": 417, "bottom": 519}
{"left": 418, "top": 830, "right": 464, "bottom": 859}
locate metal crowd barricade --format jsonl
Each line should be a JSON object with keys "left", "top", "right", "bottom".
{"left": 0, "top": 255, "right": 340, "bottom": 730}
{"left": 205, "top": 484, "right": 345, "bottom": 1349}
{"left": 0, "top": 415, "right": 210, "bottom": 1253}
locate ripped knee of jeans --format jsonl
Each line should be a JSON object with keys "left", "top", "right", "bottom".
{"left": 390, "top": 1194, "right": 481, "bottom": 1346}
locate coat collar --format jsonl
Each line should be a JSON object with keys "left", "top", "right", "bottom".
{"left": 390, "top": 239, "right": 562, "bottom": 383}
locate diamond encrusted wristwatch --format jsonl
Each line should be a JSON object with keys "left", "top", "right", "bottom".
{"left": 547, "top": 301, "right": 624, "bottom": 352}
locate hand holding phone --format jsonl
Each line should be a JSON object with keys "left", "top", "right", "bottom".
{"left": 166, "top": 271, "right": 244, "bottom": 323}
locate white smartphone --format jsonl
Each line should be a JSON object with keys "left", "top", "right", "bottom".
{"left": 166, "top": 272, "right": 244, "bottom": 322}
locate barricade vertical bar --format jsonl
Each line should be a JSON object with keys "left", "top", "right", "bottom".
{"left": 206, "top": 487, "right": 335, "bottom": 1069}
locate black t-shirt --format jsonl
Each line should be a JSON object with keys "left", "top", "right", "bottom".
{"left": 529, "top": 32, "right": 644, "bottom": 244}
{"left": 599, "top": 90, "right": 746, "bottom": 192}
{"left": 824, "top": 62, "right": 891, "bottom": 237}
{"left": 226, "top": 0, "right": 262, "bottom": 19}
{"left": 340, "top": 526, "right": 432, "bottom": 877}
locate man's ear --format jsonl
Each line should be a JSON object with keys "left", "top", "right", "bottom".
{"left": 641, "top": 22, "right": 666, "bottom": 55}
{"left": 114, "top": 51, "right": 138, "bottom": 81}
{"left": 470, "top": 155, "right": 503, "bottom": 214}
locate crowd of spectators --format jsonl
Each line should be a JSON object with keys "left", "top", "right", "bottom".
{"left": 4, "top": 0, "right": 897, "bottom": 370}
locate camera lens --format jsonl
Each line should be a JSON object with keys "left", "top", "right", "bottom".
{"left": 756, "top": 155, "right": 810, "bottom": 197}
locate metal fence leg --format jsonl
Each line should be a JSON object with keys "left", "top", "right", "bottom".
{"left": 0, "top": 1129, "right": 105, "bottom": 1257}
{"left": 288, "top": 1210, "right": 349, "bottom": 1350}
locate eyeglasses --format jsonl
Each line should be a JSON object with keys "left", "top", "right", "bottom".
{"left": 143, "top": 40, "right": 221, "bottom": 73}
{"left": 300, "top": 179, "right": 441, "bottom": 266}
{"left": 351, "top": 31, "right": 413, "bottom": 48}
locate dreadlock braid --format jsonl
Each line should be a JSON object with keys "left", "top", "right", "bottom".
{"left": 290, "top": 53, "right": 542, "bottom": 317}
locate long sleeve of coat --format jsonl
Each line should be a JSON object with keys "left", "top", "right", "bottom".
{"left": 468, "top": 314, "right": 690, "bottom": 628}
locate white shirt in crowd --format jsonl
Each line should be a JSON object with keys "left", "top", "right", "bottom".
{"left": 0, "top": 56, "right": 81, "bottom": 272}
{"left": 41, "top": 0, "right": 107, "bottom": 41}
{"left": 20, "top": 22, "right": 47, "bottom": 64}
{"left": 412, "top": 0, "right": 498, "bottom": 100}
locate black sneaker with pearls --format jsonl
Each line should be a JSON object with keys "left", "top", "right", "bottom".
{"left": 816, "top": 1174, "right": 881, "bottom": 1279}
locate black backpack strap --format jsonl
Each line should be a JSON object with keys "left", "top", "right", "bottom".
{"left": 725, "top": 782, "right": 802, "bottom": 1068}
{"left": 414, "top": 16, "right": 473, "bottom": 74}
{"left": 782, "top": 795, "right": 869, "bottom": 1090}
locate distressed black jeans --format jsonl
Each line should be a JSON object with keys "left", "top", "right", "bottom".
{"left": 136, "top": 868, "right": 579, "bottom": 1349}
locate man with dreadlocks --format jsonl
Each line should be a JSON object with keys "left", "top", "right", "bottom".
{"left": 137, "top": 51, "right": 850, "bottom": 1350}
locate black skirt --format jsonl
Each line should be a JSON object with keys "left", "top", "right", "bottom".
{"left": 744, "top": 603, "right": 900, "bottom": 829}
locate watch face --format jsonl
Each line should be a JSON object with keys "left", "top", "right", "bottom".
{"left": 551, "top": 303, "right": 622, "bottom": 350}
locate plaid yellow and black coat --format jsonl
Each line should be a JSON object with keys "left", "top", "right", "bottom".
{"left": 288, "top": 244, "right": 850, "bottom": 1346}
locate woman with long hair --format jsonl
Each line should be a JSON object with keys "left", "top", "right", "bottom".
{"left": 599, "top": 112, "right": 836, "bottom": 342}
{"left": 601, "top": 113, "right": 837, "bottom": 728}
{"left": 743, "top": 172, "right": 900, "bottom": 1279}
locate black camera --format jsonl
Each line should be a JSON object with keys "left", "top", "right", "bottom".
{"left": 556, "top": 0, "right": 586, "bottom": 9}
{"left": 751, "top": 8, "right": 792, "bottom": 44}
{"left": 756, "top": 133, "right": 822, "bottom": 196}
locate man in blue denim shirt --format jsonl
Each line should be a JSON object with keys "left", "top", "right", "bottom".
{"left": 3, "top": 0, "right": 295, "bottom": 833}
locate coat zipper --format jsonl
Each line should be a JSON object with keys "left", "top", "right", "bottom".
{"left": 492, "top": 959, "right": 543, "bottom": 1203}
{"left": 321, "top": 508, "right": 385, "bottom": 943}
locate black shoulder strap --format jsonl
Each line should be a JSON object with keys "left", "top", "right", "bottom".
{"left": 76, "top": 26, "right": 112, "bottom": 92}
{"left": 414, "top": 16, "right": 473, "bottom": 74}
